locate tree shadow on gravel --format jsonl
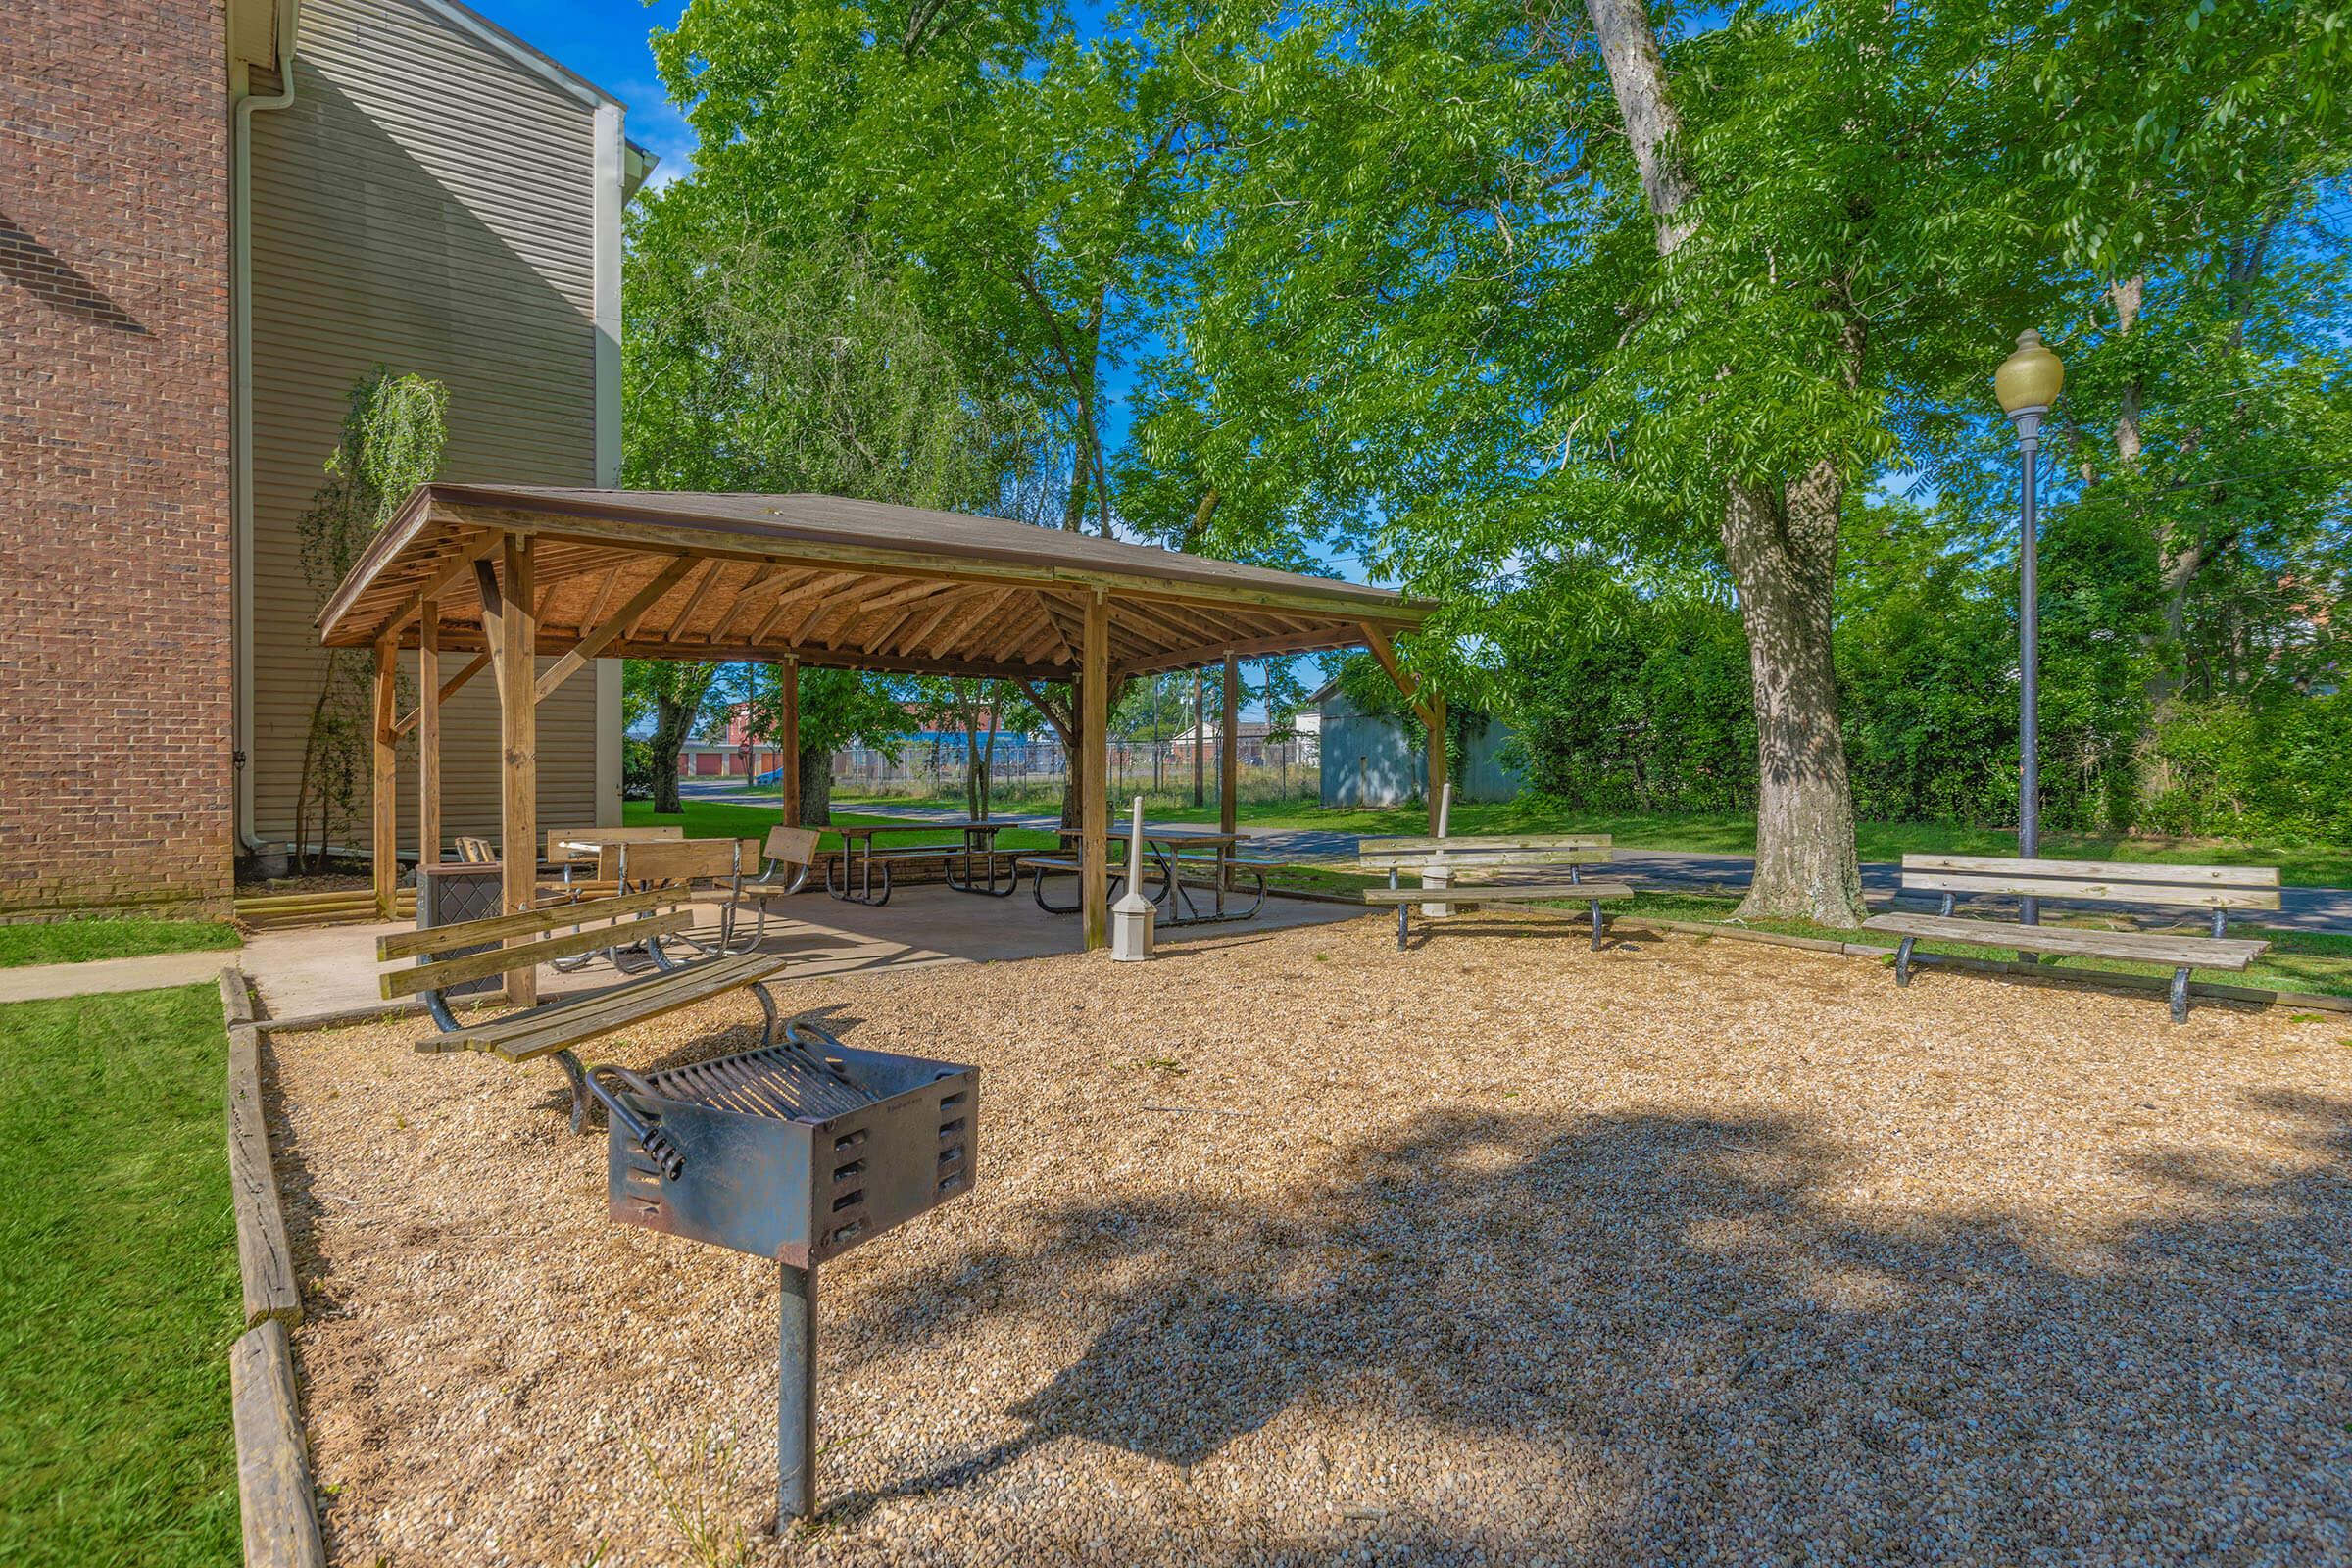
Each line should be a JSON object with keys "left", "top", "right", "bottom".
{"left": 825, "top": 1093, "right": 2352, "bottom": 1561}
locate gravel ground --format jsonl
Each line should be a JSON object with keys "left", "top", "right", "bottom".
{"left": 266, "top": 913, "right": 2352, "bottom": 1567}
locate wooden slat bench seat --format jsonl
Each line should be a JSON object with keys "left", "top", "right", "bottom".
{"left": 376, "top": 890, "right": 793, "bottom": 1134}
{"left": 1359, "top": 835, "right": 1636, "bottom": 952}
{"left": 1861, "top": 854, "right": 2280, "bottom": 1022}
{"left": 422, "top": 952, "right": 791, "bottom": 1062}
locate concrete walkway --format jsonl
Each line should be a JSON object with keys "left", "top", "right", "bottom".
{"left": 765, "top": 795, "right": 2352, "bottom": 934}
{"left": 0, "top": 948, "right": 241, "bottom": 1004}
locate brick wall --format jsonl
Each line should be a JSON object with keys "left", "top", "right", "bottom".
{"left": 0, "top": 2, "right": 235, "bottom": 916}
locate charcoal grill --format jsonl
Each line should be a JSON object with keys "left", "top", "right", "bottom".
{"left": 590, "top": 1019, "right": 977, "bottom": 1524}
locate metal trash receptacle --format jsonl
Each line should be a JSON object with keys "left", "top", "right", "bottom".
{"left": 414, "top": 861, "right": 505, "bottom": 997}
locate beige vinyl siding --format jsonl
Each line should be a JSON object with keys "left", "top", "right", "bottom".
{"left": 248, "top": 0, "right": 603, "bottom": 854}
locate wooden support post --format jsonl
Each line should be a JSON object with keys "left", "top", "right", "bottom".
{"left": 371, "top": 637, "right": 398, "bottom": 920}
{"left": 1426, "top": 688, "right": 1447, "bottom": 835}
{"left": 497, "top": 535, "right": 538, "bottom": 1006}
{"left": 417, "top": 601, "right": 440, "bottom": 870}
{"left": 776, "top": 657, "right": 801, "bottom": 829}
{"left": 1192, "top": 666, "right": 1204, "bottom": 808}
{"left": 1219, "top": 651, "right": 1240, "bottom": 838}
{"left": 1080, "top": 590, "right": 1110, "bottom": 951}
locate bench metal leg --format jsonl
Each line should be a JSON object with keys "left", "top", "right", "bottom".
{"left": 2170, "top": 967, "right": 2190, "bottom": 1025}
{"left": 1894, "top": 936, "right": 1917, "bottom": 988}
{"left": 1589, "top": 900, "right": 1604, "bottom": 952}
{"left": 555, "top": 1048, "right": 592, "bottom": 1135}
{"left": 1396, "top": 902, "right": 1410, "bottom": 951}
{"left": 751, "top": 979, "right": 781, "bottom": 1047}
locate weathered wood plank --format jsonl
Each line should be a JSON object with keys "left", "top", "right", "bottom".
{"left": 594, "top": 836, "right": 753, "bottom": 886}
{"left": 1900, "top": 853, "right": 2279, "bottom": 887}
{"left": 435, "top": 953, "right": 791, "bottom": 1062}
{"left": 381, "top": 908, "right": 693, "bottom": 999}
{"left": 1861, "top": 912, "right": 2269, "bottom": 969}
{"left": 544, "top": 824, "right": 684, "bottom": 860}
{"left": 375, "top": 887, "right": 682, "bottom": 959}
{"left": 1902, "top": 872, "right": 2281, "bottom": 910}
{"left": 1365, "top": 834, "right": 1613, "bottom": 854}
{"left": 1357, "top": 847, "right": 1614, "bottom": 869}
{"left": 230, "top": 1318, "right": 327, "bottom": 1568}
{"left": 221, "top": 972, "right": 299, "bottom": 1331}
{"left": 1363, "top": 881, "right": 1635, "bottom": 906}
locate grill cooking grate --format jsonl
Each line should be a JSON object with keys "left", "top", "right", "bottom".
{"left": 642, "top": 1043, "right": 879, "bottom": 1121}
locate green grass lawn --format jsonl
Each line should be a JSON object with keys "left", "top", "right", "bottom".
{"left": 0, "top": 985, "right": 241, "bottom": 1567}
{"left": 0, "top": 919, "right": 241, "bottom": 971}
{"left": 836, "top": 790, "right": 2352, "bottom": 886}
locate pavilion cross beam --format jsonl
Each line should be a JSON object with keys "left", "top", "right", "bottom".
{"left": 392, "top": 651, "right": 492, "bottom": 739}
{"left": 1360, "top": 623, "right": 1442, "bottom": 731}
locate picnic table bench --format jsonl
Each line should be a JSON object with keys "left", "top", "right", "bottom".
{"left": 1359, "top": 834, "right": 1636, "bottom": 951}
{"left": 1862, "top": 854, "right": 2279, "bottom": 1023}
{"left": 377, "top": 888, "right": 793, "bottom": 1144}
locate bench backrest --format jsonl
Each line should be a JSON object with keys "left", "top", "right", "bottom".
{"left": 597, "top": 836, "right": 756, "bottom": 886}
{"left": 1896, "top": 854, "right": 2281, "bottom": 910}
{"left": 763, "top": 825, "right": 821, "bottom": 866}
{"left": 454, "top": 835, "right": 495, "bottom": 863}
{"left": 376, "top": 889, "right": 692, "bottom": 1000}
{"left": 1358, "top": 833, "right": 1612, "bottom": 872}
{"left": 546, "top": 824, "right": 684, "bottom": 861}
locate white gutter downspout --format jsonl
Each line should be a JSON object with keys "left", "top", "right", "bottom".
{"left": 591, "top": 99, "right": 627, "bottom": 826}
{"left": 230, "top": 0, "right": 301, "bottom": 853}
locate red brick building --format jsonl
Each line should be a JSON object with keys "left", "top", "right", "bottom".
{"left": 2, "top": 0, "right": 235, "bottom": 916}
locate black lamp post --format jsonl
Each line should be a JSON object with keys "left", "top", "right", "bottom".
{"left": 1994, "top": 328, "right": 2064, "bottom": 923}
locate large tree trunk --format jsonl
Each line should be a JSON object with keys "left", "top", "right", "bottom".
{"left": 796, "top": 745, "right": 832, "bottom": 825}
{"left": 1724, "top": 470, "right": 1867, "bottom": 922}
{"left": 649, "top": 696, "right": 692, "bottom": 814}
{"left": 1585, "top": 0, "right": 1867, "bottom": 926}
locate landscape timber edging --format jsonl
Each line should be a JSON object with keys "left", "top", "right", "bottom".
{"left": 218, "top": 969, "right": 328, "bottom": 1568}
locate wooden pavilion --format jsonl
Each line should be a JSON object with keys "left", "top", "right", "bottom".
{"left": 318, "top": 485, "right": 1440, "bottom": 994}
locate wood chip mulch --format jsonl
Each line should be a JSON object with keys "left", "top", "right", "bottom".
{"left": 265, "top": 912, "right": 2352, "bottom": 1566}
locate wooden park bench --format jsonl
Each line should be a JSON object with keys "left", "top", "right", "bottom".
{"left": 1359, "top": 834, "right": 1636, "bottom": 952}
{"left": 376, "top": 888, "right": 793, "bottom": 1137}
{"left": 1862, "top": 855, "right": 2280, "bottom": 1023}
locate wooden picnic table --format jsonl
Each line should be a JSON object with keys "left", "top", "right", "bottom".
{"left": 550, "top": 834, "right": 758, "bottom": 967}
{"left": 829, "top": 818, "right": 1014, "bottom": 906}
{"left": 1045, "top": 825, "right": 1266, "bottom": 926}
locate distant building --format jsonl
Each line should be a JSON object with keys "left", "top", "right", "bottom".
{"left": 1314, "top": 682, "right": 1523, "bottom": 808}
{"left": 1169, "top": 712, "right": 1321, "bottom": 766}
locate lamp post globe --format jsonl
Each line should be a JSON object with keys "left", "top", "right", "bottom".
{"left": 1995, "top": 329, "right": 2061, "bottom": 923}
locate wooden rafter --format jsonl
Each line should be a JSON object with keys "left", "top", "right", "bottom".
{"left": 575, "top": 564, "right": 623, "bottom": 637}
{"left": 749, "top": 571, "right": 862, "bottom": 643}
{"left": 657, "top": 556, "right": 734, "bottom": 640}
{"left": 922, "top": 586, "right": 1015, "bottom": 659}
{"left": 534, "top": 555, "right": 698, "bottom": 703}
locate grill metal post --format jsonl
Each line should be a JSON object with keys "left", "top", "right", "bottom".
{"left": 778, "top": 1260, "right": 817, "bottom": 1525}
